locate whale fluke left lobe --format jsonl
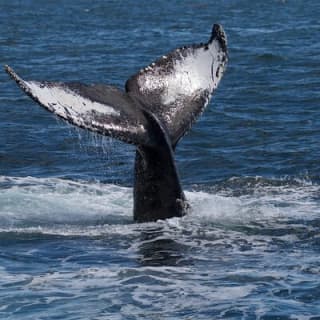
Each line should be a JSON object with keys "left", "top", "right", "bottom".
{"left": 4, "top": 65, "right": 155, "bottom": 147}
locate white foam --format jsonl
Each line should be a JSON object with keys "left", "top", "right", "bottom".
{"left": 0, "top": 176, "right": 132, "bottom": 230}
{"left": 0, "top": 176, "right": 319, "bottom": 236}
{"left": 186, "top": 181, "right": 320, "bottom": 224}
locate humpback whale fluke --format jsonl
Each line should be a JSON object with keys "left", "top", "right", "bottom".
{"left": 5, "top": 24, "right": 228, "bottom": 222}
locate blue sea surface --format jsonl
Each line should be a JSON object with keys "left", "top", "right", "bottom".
{"left": 1, "top": 1, "right": 320, "bottom": 319}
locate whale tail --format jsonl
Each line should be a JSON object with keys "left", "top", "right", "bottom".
{"left": 4, "top": 65, "right": 187, "bottom": 222}
{"left": 4, "top": 24, "right": 228, "bottom": 222}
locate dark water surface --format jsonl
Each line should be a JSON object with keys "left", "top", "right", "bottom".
{"left": 1, "top": 1, "right": 320, "bottom": 319}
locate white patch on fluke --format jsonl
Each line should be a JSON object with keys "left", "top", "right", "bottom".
{"left": 136, "top": 38, "right": 226, "bottom": 107}
{"left": 163, "top": 40, "right": 224, "bottom": 105}
{"left": 165, "top": 40, "right": 222, "bottom": 105}
{"left": 26, "top": 81, "right": 120, "bottom": 120}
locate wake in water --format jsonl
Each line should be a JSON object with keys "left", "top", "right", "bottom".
{"left": 0, "top": 175, "right": 319, "bottom": 236}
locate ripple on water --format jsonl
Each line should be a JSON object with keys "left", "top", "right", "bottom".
{"left": 0, "top": 176, "right": 319, "bottom": 318}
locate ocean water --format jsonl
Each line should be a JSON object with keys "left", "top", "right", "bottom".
{"left": 1, "top": 0, "right": 320, "bottom": 319}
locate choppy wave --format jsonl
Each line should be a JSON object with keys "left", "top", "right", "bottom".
{"left": 1, "top": 176, "right": 320, "bottom": 319}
